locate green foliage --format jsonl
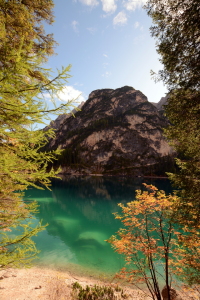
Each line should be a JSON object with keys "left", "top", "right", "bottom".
{"left": 0, "top": 0, "right": 74, "bottom": 269}
{"left": 71, "top": 282, "right": 127, "bottom": 300}
{"left": 145, "top": 0, "right": 200, "bottom": 91}
{"left": 165, "top": 90, "right": 200, "bottom": 227}
{"left": 145, "top": 0, "right": 200, "bottom": 229}
{"left": 0, "top": 199, "right": 46, "bottom": 269}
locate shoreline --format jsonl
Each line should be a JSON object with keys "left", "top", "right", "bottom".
{"left": 0, "top": 265, "right": 152, "bottom": 300}
{"left": 58, "top": 173, "right": 169, "bottom": 179}
{"left": 0, "top": 266, "right": 194, "bottom": 300}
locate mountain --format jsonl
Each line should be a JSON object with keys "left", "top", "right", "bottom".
{"left": 45, "top": 86, "right": 175, "bottom": 176}
{"left": 151, "top": 95, "right": 168, "bottom": 111}
{"left": 44, "top": 101, "right": 85, "bottom": 131}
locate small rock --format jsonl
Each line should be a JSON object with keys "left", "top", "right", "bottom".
{"left": 161, "top": 285, "right": 183, "bottom": 300}
{"left": 34, "top": 285, "right": 42, "bottom": 289}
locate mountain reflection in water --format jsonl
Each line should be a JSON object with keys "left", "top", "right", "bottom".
{"left": 24, "top": 176, "right": 172, "bottom": 278}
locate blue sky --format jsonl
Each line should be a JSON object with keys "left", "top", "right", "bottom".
{"left": 44, "top": 0, "right": 167, "bottom": 108}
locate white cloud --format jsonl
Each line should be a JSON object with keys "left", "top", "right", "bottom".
{"left": 71, "top": 20, "right": 79, "bottom": 32}
{"left": 102, "top": 71, "right": 111, "bottom": 77}
{"left": 57, "top": 86, "right": 86, "bottom": 104}
{"left": 134, "top": 21, "right": 140, "bottom": 28}
{"left": 79, "top": 0, "right": 99, "bottom": 7}
{"left": 103, "top": 54, "right": 108, "bottom": 58}
{"left": 134, "top": 21, "right": 144, "bottom": 30}
{"left": 87, "top": 27, "right": 97, "bottom": 34}
{"left": 101, "top": 0, "right": 117, "bottom": 13}
{"left": 123, "top": 0, "right": 147, "bottom": 11}
{"left": 113, "top": 11, "right": 127, "bottom": 26}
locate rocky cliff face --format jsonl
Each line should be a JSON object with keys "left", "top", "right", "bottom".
{"left": 45, "top": 86, "right": 174, "bottom": 176}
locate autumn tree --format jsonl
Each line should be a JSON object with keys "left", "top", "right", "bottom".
{"left": 145, "top": 0, "right": 200, "bottom": 227}
{"left": 108, "top": 185, "right": 200, "bottom": 300}
{"left": 0, "top": 0, "right": 74, "bottom": 268}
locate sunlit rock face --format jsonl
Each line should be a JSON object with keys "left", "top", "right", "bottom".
{"left": 45, "top": 86, "right": 174, "bottom": 176}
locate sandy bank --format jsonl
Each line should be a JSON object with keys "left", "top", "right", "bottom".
{"left": 0, "top": 266, "right": 151, "bottom": 300}
{"left": 0, "top": 267, "right": 195, "bottom": 300}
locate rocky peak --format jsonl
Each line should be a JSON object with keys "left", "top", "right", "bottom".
{"left": 151, "top": 95, "right": 169, "bottom": 111}
{"left": 88, "top": 88, "right": 113, "bottom": 99}
{"left": 80, "top": 86, "right": 153, "bottom": 123}
{"left": 44, "top": 101, "right": 85, "bottom": 132}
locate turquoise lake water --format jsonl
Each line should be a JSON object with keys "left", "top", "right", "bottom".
{"left": 24, "top": 176, "right": 172, "bottom": 279}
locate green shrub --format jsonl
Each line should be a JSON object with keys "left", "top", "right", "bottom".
{"left": 71, "top": 282, "right": 127, "bottom": 300}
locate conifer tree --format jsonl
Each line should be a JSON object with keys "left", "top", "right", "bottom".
{"left": 0, "top": 0, "right": 73, "bottom": 268}
{"left": 145, "top": 0, "right": 200, "bottom": 227}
